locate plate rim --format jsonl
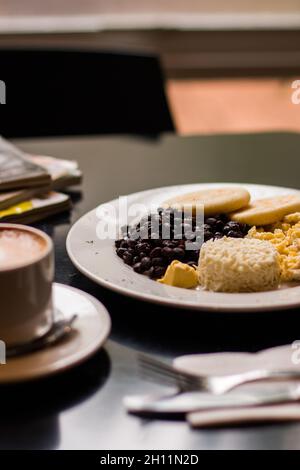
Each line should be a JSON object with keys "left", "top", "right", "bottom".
{"left": 66, "top": 182, "right": 300, "bottom": 313}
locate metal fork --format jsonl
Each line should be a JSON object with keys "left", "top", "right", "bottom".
{"left": 138, "top": 353, "right": 300, "bottom": 395}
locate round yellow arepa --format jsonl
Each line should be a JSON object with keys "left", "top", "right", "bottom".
{"left": 230, "top": 194, "right": 300, "bottom": 226}
{"left": 164, "top": 187, "right": 250, "bottom": 216}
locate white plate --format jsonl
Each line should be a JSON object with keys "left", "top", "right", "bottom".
{"left": 66, "top": 183, "right": 300, "bottom": 312}
{"left": 0, "top": 283, "right": 111, "bottom": 383}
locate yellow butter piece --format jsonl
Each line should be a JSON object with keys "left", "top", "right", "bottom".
{"left": 158, "top": 260, "right": 199, "bottom": 288}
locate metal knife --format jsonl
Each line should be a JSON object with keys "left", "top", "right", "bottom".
{"left": 124, "top": 385, "right": 300, "bottom": 414}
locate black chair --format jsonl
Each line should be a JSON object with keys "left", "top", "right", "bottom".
{"left": 0, "top": 49, "right": 174, "bottom": 138}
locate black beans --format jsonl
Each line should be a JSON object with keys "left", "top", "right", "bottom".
{"left": 162, "top": 246, "right": 172, "bottom": 258}
{"left": 185, "top": 250, "right": 199, "bottom": 263}
{"left": 241, "top": 223, "right": 250, "bottom": 234}
{"left": 153, "top": 266, "right": 166, "bottom": 278}
{"left": 205, "top": 217, "right": 217, "bottom": 226}
{"left": 123, "top": 252, "right": 133, "bottom": 265}
{"left": 215, "top": 220, "right": 224, "bottom": 231}
{"left": 222, "top": 225, "right": 231, "bottom": 235}
{"left": 173, "top": 247, "right": 185, "bottom": 260}
{"left": 150, "top": 247, "right": 162, "bottom": 258}
{"left": 227, "top": 230, "right": 242, "bottom": 238}
{"left": 214, "top": 232, "right": 223, "bottom": 239}
{"left": 115, "top": 209, "right": 249, "bottom": 279}
{"left": 204, "top": 231, "right": 214, "bottom": 241}
{"left": 127, "top": 239, "right": 137, "bottom": 249}
{"left": 133, "top": 262, "right": 143, "bottom": 273}
{"left": 144, "top": 266, "right": 155, "bottom": 278}
{"left": 116, "top": 248, "right": 126, "bottom": 258}
{"left": 141, "top": 256, "right": 152, "bottom": 270}
{"left": 169, "top": 241, "right": 179, "bottom": 248}
{"left": 152, "top": 257, "right": 165, "bottom": 266}
{"left": 136, "top": 242, "right": 150, "bottom": 254}
{"left": 226, "top": 221, "right": 241, "bottom": 230}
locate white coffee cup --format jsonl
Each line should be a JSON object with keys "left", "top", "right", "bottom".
{"left": 0, "top": 223, "right": 54, "bottom": 347}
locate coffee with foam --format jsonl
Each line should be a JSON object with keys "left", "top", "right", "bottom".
{"left": 0, "top": 228, "right": 47, "bottom": 269}
{"left": 0, "top": 224, "right": 53, "bottom": 346}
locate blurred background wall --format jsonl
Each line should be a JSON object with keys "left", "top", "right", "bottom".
{"left": 1, "top": 0, "right": 300, "bottom": 134}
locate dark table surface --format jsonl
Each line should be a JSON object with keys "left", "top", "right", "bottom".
{"left": 2, "top": 132, "right": 300, "bottom": 450}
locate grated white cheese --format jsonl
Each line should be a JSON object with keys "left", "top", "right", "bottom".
{"left": 198, "top": 237, "right": 280, "bottom": 293}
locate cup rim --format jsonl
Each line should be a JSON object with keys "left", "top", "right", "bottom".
{"left": 0, "top": 223, "right": 53, "bottom": 272}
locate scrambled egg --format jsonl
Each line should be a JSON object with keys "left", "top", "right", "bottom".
{"left": 158, "top": 260, "right": 199, "bottom": 288}
{"left": 248, "top": 212, "right": 300, "bottom": 282}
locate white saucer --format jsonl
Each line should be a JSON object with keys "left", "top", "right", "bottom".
{"left": 0, "top": 283, "right": 111, "bottom": 384}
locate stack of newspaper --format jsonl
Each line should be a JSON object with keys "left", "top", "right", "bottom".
{"left": 0, "top": 137, "right": 82, "bottom": 224}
